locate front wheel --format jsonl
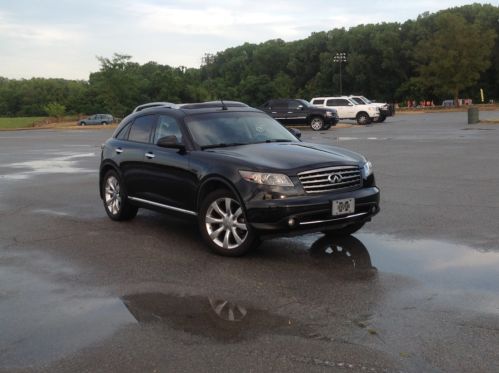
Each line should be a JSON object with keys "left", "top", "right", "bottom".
{"left": 102, "top": 170, "right": 138, "bottom": 221}
{"left": 101, "top": 121, "right": 108, "bottom": 125}
{"left": 80, "top": 122, "right": 86, "bottom": 126}
{"left": 199, "top": 190, "right": 257, "bottom": 256}
{"left": 356, "top": 112, "right": 371, "bottom": 125}
{"left": 322, "top": 222, "right": 365, "bottom": 236}
{"left": 309, "top": 116, "right": 325, "bottom": 131}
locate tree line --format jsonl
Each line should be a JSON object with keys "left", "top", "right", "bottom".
{"left": 0, "top": 3, "right": 497, "bottom": 117}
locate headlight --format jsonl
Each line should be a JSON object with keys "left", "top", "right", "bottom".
{"left": 239, "top": 171, "right": 294, "bottom": 186}
{"left": 362, "top": 161, "right": 373, "bottom": 178}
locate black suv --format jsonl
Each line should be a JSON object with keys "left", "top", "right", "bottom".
{"left": 99, "top": 103, "right": 379, "bottom": 256}
{"left": 260, "top": 99, "right": 339, "bottom": 131}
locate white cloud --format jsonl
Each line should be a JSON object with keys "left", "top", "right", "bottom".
{"left": 0, "top": 10, "right": 83, "bottom": 45}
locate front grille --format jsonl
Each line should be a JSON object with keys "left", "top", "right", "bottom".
{"left": 298, "top": 166, "right": 362, "bottom": 194}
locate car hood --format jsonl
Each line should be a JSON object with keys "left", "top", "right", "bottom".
{"left": 205, "top": 142, "right": 365, "bottom": 173}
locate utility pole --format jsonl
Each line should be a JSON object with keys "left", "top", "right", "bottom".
{"left": 333, "top": 52, "right": 347, "bottom": 95}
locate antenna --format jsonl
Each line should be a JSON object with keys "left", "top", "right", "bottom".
{"left": 220, "top": 98, "right": 228, "bottom": 110}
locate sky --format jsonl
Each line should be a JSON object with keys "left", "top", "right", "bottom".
{"left": 0, "top": 0, "right": 495, "bottom": 80}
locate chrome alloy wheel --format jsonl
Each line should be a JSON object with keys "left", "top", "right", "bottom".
{"left": 310, "top": 117, "right": 323, "bottom": 131}
{"left": 205, "top": 197, "right": 248, "bottom": 250}
{"left": 104, "top": 176, "right": 122, "bottom": 215}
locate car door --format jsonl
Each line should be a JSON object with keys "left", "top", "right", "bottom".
{"left": 286, "top": 100, "right": 307, "bottom": 124}
{"left": 140, "top": 114, "right": 197, "bottom": 212}
{"left": 269, "top": 100, "right": 288, "bottom": 124}
{"left": 120, "top": 114, "right": 157, "bottom": 198}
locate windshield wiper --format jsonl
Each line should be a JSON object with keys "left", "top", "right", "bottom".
{"left": 262, "top": 139, "right": 294, "bottom": 143}
{"left": 201, "top": 142, "right": 247, "bottom": 150}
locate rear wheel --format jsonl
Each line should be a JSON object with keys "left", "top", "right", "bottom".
{"left": 102, "top": 170, "right": 138, "bottom": 221}
{"left": 199, "top": 190, "right": 257, "bottom": 256}
{"left": 356, "top": 112, "right": 371, "bottom": 125}
{"left": 101, "top": 121, "right": 108, "bottom": 125}
{"left": 322, "top": 222, "right": 365, "bottom": 236}
{"left": 80, "top": 121, "right": 86, "bottom": 126}
{"left": 309, "top": 116, "right": 325, "bottom": 131}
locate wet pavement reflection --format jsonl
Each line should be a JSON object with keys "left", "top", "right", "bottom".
{"left": 0, "top": 251, "right": 135, "bottom": 369}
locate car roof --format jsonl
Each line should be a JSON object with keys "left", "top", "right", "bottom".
{"left": 178, "top": 101, "right": 249, "bottom": 109}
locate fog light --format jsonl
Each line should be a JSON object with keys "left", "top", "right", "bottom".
{"left": 288, "top": 218, "right": 295, "bottom": 226}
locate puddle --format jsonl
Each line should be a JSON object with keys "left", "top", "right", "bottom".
{"left": 1, "top": 152, "right": 96, "bottom": 181}
{"left": 0, "top": 250, "right": 135, "bottom": 368}
{"left": 122, "top": 292, "right": 320, "bottom": 343}
{"left": 298, "top": 233, "right": 499, "bottom": 314}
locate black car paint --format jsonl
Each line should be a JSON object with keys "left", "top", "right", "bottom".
{"left": 259, "top": 99, "right": 339, "bottom": 128}
{"left": 100, "top": 106, "right": 379, "bottom": 236}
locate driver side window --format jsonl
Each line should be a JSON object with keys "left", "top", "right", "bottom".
{"left": 154, "top": 115, "right": 182, "bottom": 144}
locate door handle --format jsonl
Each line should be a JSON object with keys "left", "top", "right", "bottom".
{"left": 287, "top": 112, "right": 293, "bottom": 113}
{"left": 115, "top": 148, "right": 123, "bottom": 154}
{"left": 145, "top": 152, "right": 155, "bottom": 159}
{"left": 271, "top": 112, "right": 277, "bottom": 114}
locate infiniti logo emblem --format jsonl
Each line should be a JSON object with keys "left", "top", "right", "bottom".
{"left": 328, "top": 173, "right": 343, "bottom": 184}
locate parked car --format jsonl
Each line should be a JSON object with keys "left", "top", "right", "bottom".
{"left": 349, "top": 96, "right": 395, "bottom": 122}
{"left": 99, "top": 103, "right": 380, "bottom": 256}
{"left": 133, "top": 102, "right": 178, "bottom": 113}
{"left": 259, "top": 99, "right": 339, "bottom": 131}
{"left": 78, "top": 114, "right": 114, "bottom": 126}
{"left": 310, "top": 96, "right": 379, "bottom": 125}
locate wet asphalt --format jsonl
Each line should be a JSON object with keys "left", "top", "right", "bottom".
{"left": 0, "top": 112, "right": 498, "bottom": 373}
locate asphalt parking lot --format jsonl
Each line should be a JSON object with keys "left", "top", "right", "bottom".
{"left": 1, "top": 111, "right": 498, "bottom": 373}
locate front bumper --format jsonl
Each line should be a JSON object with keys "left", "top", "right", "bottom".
{"left": 245, "top": 187, "right": 380, "bottom": 236}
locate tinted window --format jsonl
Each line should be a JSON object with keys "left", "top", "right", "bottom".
{"left": 154, "top": 115, "right": 183, "bottom": 144}
{"left": 326, "top": 99, "right": 349, "bottom": 106}
{"left": 312, "top": 99, "right": 324, "bottom": 105}
{"left": 116, "top": 122, "right": 132, "bottom": 140}
{"left": 351, "top": 97, "right": 363, "bottom": 104}
{"left": 128, "top": 115, "right": 156, "bottom": 143}
{"left": 270, "top": 100, "right": 287, "bottom": 108}
{"left": 288, "top": 100, "right": 302, "bottom": 110}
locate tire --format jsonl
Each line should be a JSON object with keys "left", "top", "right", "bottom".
{"left": 101, "top": 121, "right": 108, "bottom": 126}
{"left": 372, "top": 114, "right": 386, "bottom": 123}
{"left": 199, "top": 189, "right": 257, "bottom": 256}
{"left": 309, "top": 116, "right": 325, "bottom": 131}
{"left": 322, "top": 222, "right": 365, "bottom": 236}
{"left": 323, "top": 122, "right": 332, "bottom": 130}
{"left": 102, "top": 170, "right": 138, "bottom": 221}
{"left": 356, "top": 112, "right": 371, "bottom": 125}
{"left": 80, "top": 122, "right": 86, "bottom": 126}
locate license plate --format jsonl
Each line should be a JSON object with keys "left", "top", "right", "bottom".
{"left": 332, "top": 198, "right": 355, "bottom": 216}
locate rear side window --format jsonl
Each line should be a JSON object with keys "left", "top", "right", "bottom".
{"left": 312, "top": 99, "right": 324, "bottom": 105}
{"left": 116, "top": 122, "right": 132, "bottom": 140}
{"left": 128, "top": 115, "right": 156, "bottom": 143}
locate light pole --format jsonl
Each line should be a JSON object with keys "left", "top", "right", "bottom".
{"left": 333, "top": 52, "right": 347, "bottom": 95}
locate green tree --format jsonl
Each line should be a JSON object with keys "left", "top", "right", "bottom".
{"left": 412, "top": 13, "right": 496, "bottom": 104}
{"left": 44, "top": 102, "right": 66, "bottom": 119}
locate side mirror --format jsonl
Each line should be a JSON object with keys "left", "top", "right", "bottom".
{"left": 157, "top": 135, "right": 186, "bottom": 152}
{"left": 348, "top": 103, "right": 354, "bottom": 106}
{"left": 297, "top": 105, "right": 304, "bottom": 110}
{"left": 288, "top": 128, "right": 302, "bottom": 139}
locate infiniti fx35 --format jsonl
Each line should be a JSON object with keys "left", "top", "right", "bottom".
{"left": 99, "top": 103, "right": 380, "bottom": 256}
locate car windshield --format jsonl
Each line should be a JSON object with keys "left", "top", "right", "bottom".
{"left": 185, "top": 112, "right": 298, "bottom": 149}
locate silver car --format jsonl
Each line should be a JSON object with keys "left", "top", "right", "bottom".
{"left": 78, "top": 114, "right": 114, "bottom": 126}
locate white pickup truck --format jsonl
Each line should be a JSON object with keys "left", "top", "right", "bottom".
{"left": 349, "top": 96, "right": 394, "bottom": 123}
{"left": 310, "top": 96, "right": 379, "bottom": 125}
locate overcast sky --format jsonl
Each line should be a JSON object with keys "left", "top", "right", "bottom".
{"left": 0, "top": 1, "right": 495, "bottom": 80}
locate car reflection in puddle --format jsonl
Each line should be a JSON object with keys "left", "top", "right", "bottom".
{"left": 122, "top": 292, "right": 311, "bottom": 342}
{"left": 307, "top": 235, "right": 377, "bottom": 279}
